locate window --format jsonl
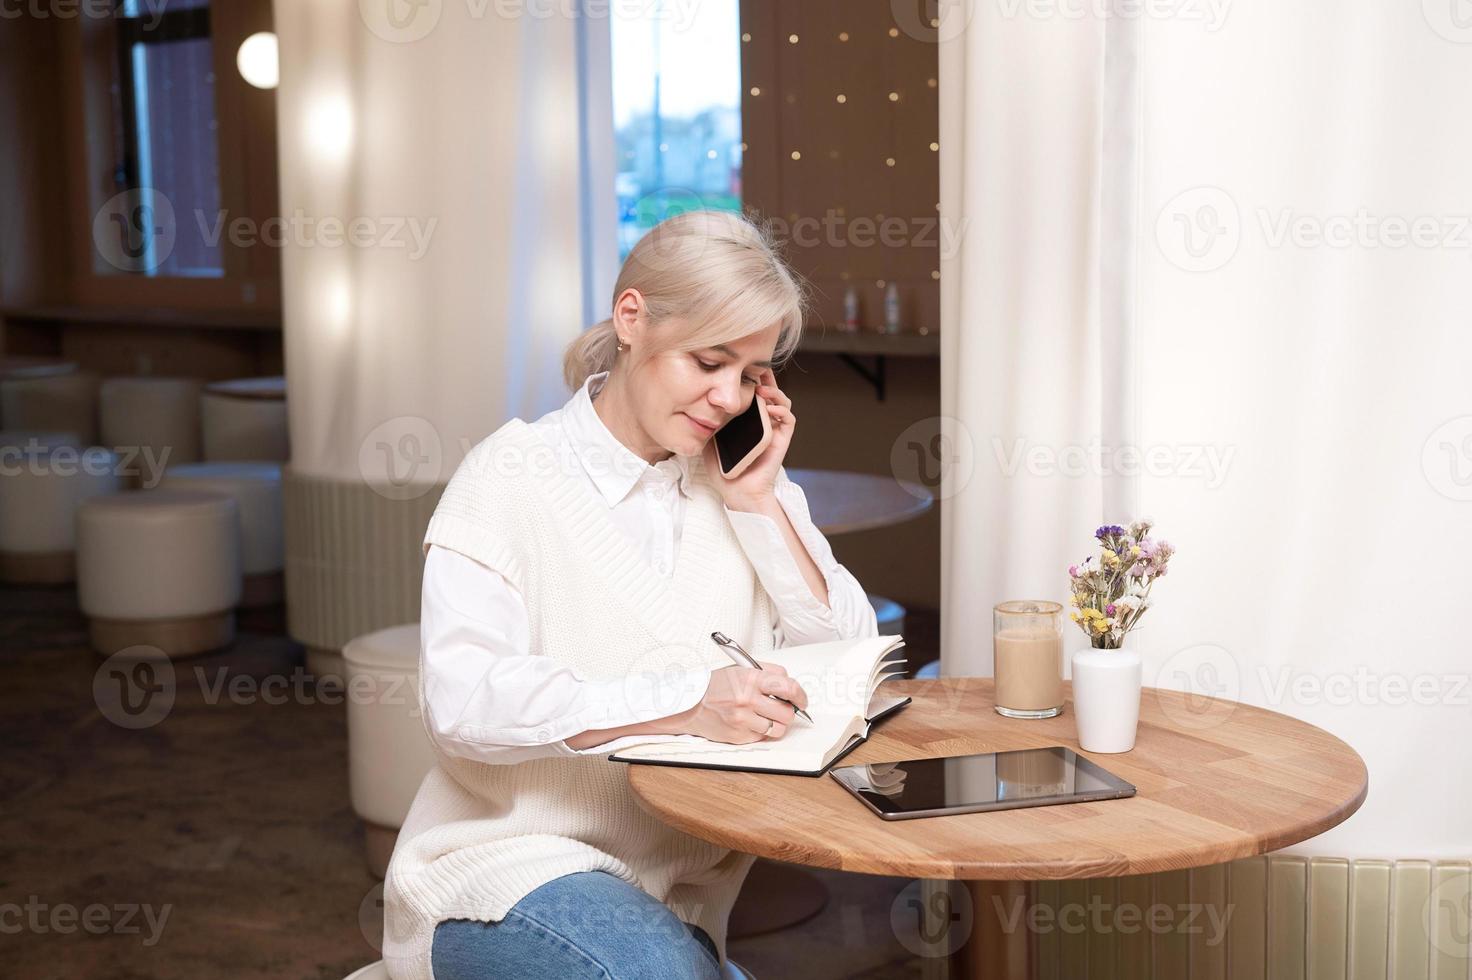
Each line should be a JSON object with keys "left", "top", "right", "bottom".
{"left": 610, "top": 0, "right": 743, "bottom": 259}
{"left": 111, "top": 0, "right": 222, "bottom": 277}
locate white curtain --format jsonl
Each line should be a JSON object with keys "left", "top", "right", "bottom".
{"left": 273, "top": 0, "right": 617, "bottom": 486}
{"left": 941, "top": 0, "right": 1472, "bottom": 858}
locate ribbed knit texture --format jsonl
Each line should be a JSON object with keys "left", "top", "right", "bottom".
{"left": 383, "top": 418, "right": 774, "bottom": 980}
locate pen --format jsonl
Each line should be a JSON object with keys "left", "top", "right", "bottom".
{"left": 710, "top": 631, "right": 814, "bottom": 724}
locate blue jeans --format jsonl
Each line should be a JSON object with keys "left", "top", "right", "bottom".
{"left": 431, "top": 871, "right": 722, "bottom": 980}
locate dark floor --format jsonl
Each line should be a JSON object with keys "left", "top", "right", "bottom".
{"left": 1, "top": 587, "right": 939, "bottom": 979}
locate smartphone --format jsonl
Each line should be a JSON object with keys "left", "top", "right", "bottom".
{"left": 712, "top": 394, "right": 772, "bottom": 479}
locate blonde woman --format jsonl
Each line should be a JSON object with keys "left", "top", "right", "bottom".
{"left": 384, "top": 210, "right": 879, "bottom": 980}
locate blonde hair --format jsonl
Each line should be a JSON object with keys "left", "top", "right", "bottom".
{"left": 562, "top": 209, "right": 808, "bottom": 392}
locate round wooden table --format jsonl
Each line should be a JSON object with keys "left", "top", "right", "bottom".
{"left": 628, "top": 678, "right": 1368, "bottom": 978}
{"left": 786, "top": 468, "right": 934, "bottom": 536}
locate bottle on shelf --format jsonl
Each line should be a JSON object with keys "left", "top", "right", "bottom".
{"left": 884, "top": 281, "right": 902, "bottom": 334}
{"left": 842, "top": 284, "right": 860, "bottom": 333}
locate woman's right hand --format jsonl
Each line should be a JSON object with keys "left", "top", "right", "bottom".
{"left": 667, "top": 664, "right": 809, "bottom": 743}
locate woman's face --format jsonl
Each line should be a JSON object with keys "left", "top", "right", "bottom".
{"left": 638, "top": 322, "right": 781, "bottom": 457}
{"left": 604, "top": 295, "right": 782, "bottom": 463}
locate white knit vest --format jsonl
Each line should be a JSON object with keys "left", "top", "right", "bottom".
{"left": 382, "top": 418, "right": 774, "bottom": 980}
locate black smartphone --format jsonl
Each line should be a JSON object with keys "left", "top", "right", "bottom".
{"left": 712, "top": 395, "right": 770, "bottom": 478}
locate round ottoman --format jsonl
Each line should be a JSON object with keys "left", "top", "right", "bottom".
{"left": 0, "top": 370, "right": 100, "bottom": 444}
{"left": 99, "top": 377, "right": 204, "bottom": 479}
{"left": 77, "top": 489, "right": 241, "bottom": 657}
{"left": 201, "top": 376, "right": 287, "bottom": 462}
{"left": 0, "top": 445, "right": 120, "bottom": 584}
{"left": 343, "top": 623, "right": 438, "bottom": 879}
{"left": 155, "top": 462, "right": 283, "bottom": 607}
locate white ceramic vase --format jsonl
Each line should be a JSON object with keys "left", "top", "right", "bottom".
{"left": 1070, "top": 645, "right": 1142, "bottom": 753}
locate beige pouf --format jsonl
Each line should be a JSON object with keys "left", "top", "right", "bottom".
{"left": 201, "top": 376, "right": 287, "bottom": 462}
{"left": 77, "top": 490, "right": 241, "bottom": 657}
{"left": 0, "top": 370, "right": 100, "bottom": 444}
{"left": 343, "top": 623, "right": 438, "bottom": 880}
{"left": 0, "top": 445, "right": 120, "bottom": 584}
{"left": 99, "top": 377, "right": 204, "bottom": 477}
{"left": 155, "top": 462, "right": 283, "bottom": 607}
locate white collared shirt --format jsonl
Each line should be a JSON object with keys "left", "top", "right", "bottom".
{"left": 421, "top": 370, "right": 878, "bottom": 763}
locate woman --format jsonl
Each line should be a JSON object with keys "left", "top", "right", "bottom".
{"left": 383, "top": 210, "right": 879, "bottom": 980}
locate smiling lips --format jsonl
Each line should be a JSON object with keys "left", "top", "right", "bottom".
{"left": 684, "top": 413, "right": 720, "bottom": 434}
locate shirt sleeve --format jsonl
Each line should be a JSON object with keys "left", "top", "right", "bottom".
{"left": 419, "top": 545, "right": 713, "bottom": 763}
{"left": 723, "top": 467, "right": 879, "bottom": 647}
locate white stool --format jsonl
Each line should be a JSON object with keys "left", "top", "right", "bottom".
{"left": 77, "top": 490, "right": 240, "bottom": 657}
{"left": 201, "top": 376, "right": 287, "bottom": 462}
{"left": 0, "top": 370, "right": 100, "bottom": 444}
{"left": 0, "top": 445, "right": 120, "bottom": 584}
{"left": 99, "top": 377, "right": 204, "bottom": 477}
{"left": 344, "top": 624, "right": 438, "bottom": 879}
{"left": 155, "top": 462, "right": 283, "bottom": 607}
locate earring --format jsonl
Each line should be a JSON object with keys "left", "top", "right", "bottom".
{"left": 616, "top": 339, "right": 628, "bottom": 353}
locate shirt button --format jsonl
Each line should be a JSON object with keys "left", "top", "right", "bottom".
{"left": 654, "top": 560, "right": 669, "bottom": 575}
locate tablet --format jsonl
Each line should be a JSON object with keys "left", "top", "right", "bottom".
{"left": 829, "top": 746, "right": 1136, "bottom": 820}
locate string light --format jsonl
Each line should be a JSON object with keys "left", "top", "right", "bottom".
{"left": 836, "top": 94, "right": 847, "bottom": 103}
{"left": 750, "top": 86, "right": 761, "bottom": 96}
{"left": 791, "top": 150, "right": 801, "bottom": 160}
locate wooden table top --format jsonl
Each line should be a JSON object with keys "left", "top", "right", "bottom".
{"left": 785, "top": 468, "right": 934, "bottom": 536}
{"left": 627, "top": 678, "right": 1368, "bottom": 881}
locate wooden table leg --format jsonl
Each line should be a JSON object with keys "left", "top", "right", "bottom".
{"left": 948, "top": 881, "right": 1037, "bottom": 980}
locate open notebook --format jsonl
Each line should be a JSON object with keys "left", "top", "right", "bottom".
{"left": 610, "top": 634, "right": 910, "bottom": 777}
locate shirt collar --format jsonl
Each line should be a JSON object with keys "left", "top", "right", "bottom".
{"left": 562, "top": 371, "right": 695, "bottom": 506}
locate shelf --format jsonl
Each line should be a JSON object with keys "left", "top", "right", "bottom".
{"left": 795, "top": 328, "right": 940, "bottom": 400}
{"left": 798, "top": 329, "right": 940, "bottom": 357}
{"left": 1, "top": 304, "right": 282, "bottom": 331}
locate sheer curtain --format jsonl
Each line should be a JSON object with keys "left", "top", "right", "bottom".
{"left": 274, "top": 0, "right": 617, "bottom": 487}
{"left": 941, "top": 0, "right": 1471, "bottom": 860}
{"left": 272, "top": 0, "right": 616, "bottom": 654}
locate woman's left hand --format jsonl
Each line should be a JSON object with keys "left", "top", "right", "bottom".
{"left": 703, "top": 367, "right": 794, "bottom": 510}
